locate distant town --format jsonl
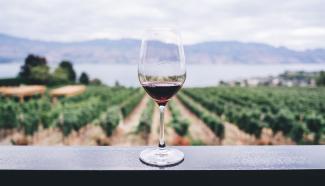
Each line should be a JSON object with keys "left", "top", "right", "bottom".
{"left": 221, "top": 71, "right": 324, "bottom": 87}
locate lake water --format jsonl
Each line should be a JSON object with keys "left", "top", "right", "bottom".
{"left": 1, "top": 63, "right": 325, "bottom": 87}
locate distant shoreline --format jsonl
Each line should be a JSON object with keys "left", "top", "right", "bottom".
{"left": 1, "top": 63, "right": 325, "bottom": 87}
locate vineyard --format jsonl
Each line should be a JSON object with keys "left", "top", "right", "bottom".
{"left": 0, "top": 85, "right": 324, "bottom": 145}
{"left": 181, "top": 86, "right": 325, "bottom": 144}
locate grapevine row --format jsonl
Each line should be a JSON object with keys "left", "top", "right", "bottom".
{"left": 168, "top": 100, "right": 189, "bottom": 137}
{"left": 135, "top": 99, "right": 155, "bottom": 141}
{"left": 177, "top": 92, "right": 224, "bottom": 139}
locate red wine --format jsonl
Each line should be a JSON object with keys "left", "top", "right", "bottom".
{"left": 142, "top": 82, "right": 182, "bottom": 106}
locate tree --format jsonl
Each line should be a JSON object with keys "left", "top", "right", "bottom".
{"left": 52, "top": 67, "right": 69, "bottom": 84}
{"left": 79, "top": 72, "right": 89, "bottom": 85}
{"left": 18, "top": 54, "right": 47, "bottom": 79}
{"left": 18, "top": 54, "right": 50, "bottom": 84}
{"left": 29, "top": 65, "right": 50, "bottom": 84}
{"left": 114, "top": 80, "right": 121, "bottom": 87}
{"left": 59, "top": 61, "right": 76, "bottom": 82}
{"left": 316, "top": 71, "right": 325, "bottom": 86}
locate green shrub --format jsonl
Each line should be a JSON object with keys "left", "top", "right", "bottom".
{"left": 20, "top": 112, "right": 39, "bottom": 135}
{"left": 136, "top": 100, "right": 155, "bottom": 137}
{"left": 120, "top": 92, "right": 144, "bottom": 118}
{"left": 168, "top": 101, "right": 190, "bottom": 136}
{"left": 290, "top": 122, "right": 307, "bottom": 143}
{"left": 0, "top": 101, "right": 19, "bottom": 129}
{"left": 99, "top": 106, "right": 121, "bottom": 136}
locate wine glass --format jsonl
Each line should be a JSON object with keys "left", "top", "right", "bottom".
{"left": 138, "top": 27, "right": 186, "bottom": 166}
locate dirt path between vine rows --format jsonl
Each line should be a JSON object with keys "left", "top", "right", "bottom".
{"left": 110, "top": 95, "right": 149, "bottom": 146}
{"left": 221, "top": 122, "right": 257, "bottom": 145}
{"left": 174, "top": 98, "right": 220, "bottom": 145}
{"left": 27, "top": 123, "right": 106, "bottom": 146}
{"left": 222, "top": 124, "right": 295, "bottom": 145}
{"left": 0, "top": 129, "right": 26, "bottom": 145}
{"left": 0, "top": 127, "right": 66, "bottom": 146}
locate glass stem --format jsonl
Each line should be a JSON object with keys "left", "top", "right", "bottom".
{"left": 158, "top": 105, "right": 166, "bottom": 148}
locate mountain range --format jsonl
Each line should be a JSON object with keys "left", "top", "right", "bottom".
{"left": 0, "top": 33, "right": 325, "bottom": 64}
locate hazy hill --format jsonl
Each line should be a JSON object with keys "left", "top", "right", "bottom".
{"left": 0, "top": 33, "right": 325, "bottom": 64}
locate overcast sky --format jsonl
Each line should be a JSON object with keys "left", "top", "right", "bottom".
{"left": 0, "top": 0, "right": 325, "bottom": 50}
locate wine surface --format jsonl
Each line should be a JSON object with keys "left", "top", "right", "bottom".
{"left": 142, "top": 82, "right": 182, "bottom": 105}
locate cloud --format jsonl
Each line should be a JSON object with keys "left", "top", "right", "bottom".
{"left": 0, "top": 0, "right": 324, "bottom": 50}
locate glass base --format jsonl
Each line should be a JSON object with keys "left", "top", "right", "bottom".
{"left": 139, "top": 147, "right": 184, "bottom": 167}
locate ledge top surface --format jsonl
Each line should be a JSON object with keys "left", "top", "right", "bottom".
{"left": 0, "top": 146, "right": 324, "bottom": 170}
